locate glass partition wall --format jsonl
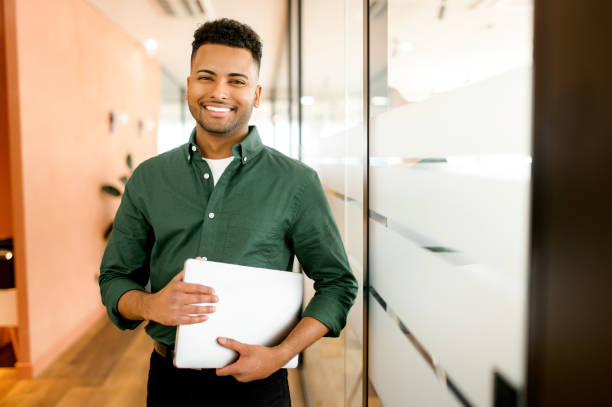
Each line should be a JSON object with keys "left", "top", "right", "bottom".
{"left": 300, "top": 0, "right": 369, "bottom": 405}
{"left": 299, "top": 0, "right": 533, "bottom": 406}
{"left": 367, "top": 1, "right": 533, "bottom": 405}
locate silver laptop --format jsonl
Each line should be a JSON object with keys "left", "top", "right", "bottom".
{"left": 174, "top": 259, "right": 303, "bottom": 369}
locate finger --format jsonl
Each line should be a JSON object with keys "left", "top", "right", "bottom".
{"left": 233, "top": 374, "right": 251, "bottom": 383}
{"left": 217, "top": 337, "right": 246, "bottom": 353}
{"left": 183, "top": 293, "right": 219, "bottom": 305}
{"left": 184, "top": 305, "right": 216, "bottom": 315}
{"left": 171, "top": 270, "right": 184, "bottom": 282}
{"left": 195, "top": 256, "right": 202, "bottom": 260}
{"left": 177, "top": 314, "right": 208, "bottom": 325}
{"left": 216, "top": 361, "right": 241, "bottom": 377}
{"left": 181, "top": 282, "right": 215, "bottom": 295}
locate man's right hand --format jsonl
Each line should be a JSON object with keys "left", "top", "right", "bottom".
{"left": 144, "top": 270, "right": 218, "bottom": 326}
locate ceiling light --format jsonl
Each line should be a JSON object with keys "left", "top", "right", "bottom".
{"left": 372, "top": 96, "right": 389, "bottom": 106}
{"left": 144, "top": 39, "right": 159, "bottom": 54}
{"left": 398, "top": 41, "right": 414, "bottom": 53}
{"left": 300, "top": 96, "right": 315, "bottom": 106}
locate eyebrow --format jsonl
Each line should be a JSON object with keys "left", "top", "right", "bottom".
{"left": 196, "top": 69, "right": 249, "bottom": 80}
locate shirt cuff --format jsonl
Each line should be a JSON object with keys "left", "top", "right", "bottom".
{"left": 301, "top": 294, "right": 348, "bottom": 338}
{"left": 102, "top": 278, "right": 146, "bottom": 331}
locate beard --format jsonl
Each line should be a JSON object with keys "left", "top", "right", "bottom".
{"left": 189, "top": 100, "right": 253, "bottom": 136}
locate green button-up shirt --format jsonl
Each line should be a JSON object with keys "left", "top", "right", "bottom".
{"left": 99, "top": 126, "right": 357, "bottom": 345}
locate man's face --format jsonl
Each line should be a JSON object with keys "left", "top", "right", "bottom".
{"left": 186, "top": 43, "right": 262, "bottom": 136}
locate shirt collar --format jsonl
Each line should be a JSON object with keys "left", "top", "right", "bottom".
{"left": 186, "top": 125, "right": 264, "bottom": 166}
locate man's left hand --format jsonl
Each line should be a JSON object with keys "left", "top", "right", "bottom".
{"left": 215, "top": 337, "right": 291, "bottom": 382}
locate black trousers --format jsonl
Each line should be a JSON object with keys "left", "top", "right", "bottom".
{"left": 147, "top": 350, "right": 292, "bottom": 407}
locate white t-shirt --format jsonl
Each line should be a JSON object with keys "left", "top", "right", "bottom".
{"left": 203, "top": 156, "right": 234, "bottom": 186}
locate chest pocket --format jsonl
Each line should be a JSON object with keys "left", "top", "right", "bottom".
{"left": 223, "top": 217, "right": 283, "bottom": 268}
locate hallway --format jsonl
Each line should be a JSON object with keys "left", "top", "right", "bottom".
{"left": 0, "top": 317, "right": 306, "bottom": 406}
{"left": 0, "top": 317, "right": 149, "bottom": 406}
{"left": 2, "top": 0, "right": 612, "bottom": 405}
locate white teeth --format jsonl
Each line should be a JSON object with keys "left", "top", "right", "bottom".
{"left": 205, "top": 106, "right": 231, "bottom": 112}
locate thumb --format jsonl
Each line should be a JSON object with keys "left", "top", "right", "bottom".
{"left": 218, "top": 337, "right": 246, "bottom": 353}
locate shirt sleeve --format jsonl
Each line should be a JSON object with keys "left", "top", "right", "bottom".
{"left": 288, "top": 170, "right": 358, "bottom": 337}
{"left": 99, "top": 167, "right": 153, "bottom": 330}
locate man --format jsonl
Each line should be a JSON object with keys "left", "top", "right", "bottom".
{"left": 99, "top": 18, "right": 357, "bottom": 406}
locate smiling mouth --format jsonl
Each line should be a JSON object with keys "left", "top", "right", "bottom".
{"left": 200, "top": 102, "right": 234, "bottom": 113}
{"left": 204, "top": 106, "right": 231, "bottom": 112}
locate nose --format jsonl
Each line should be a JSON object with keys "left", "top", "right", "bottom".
{"left": 209, "top": 79, "right": 229, "bottom": 100}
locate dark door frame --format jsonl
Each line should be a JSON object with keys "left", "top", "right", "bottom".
{"left": 527, "top": 1, "right": 612, "bottom": 405}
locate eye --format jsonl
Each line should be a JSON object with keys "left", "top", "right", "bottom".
{"left": 230, "top": 79, "right": 246, "bottom": 85}
{"left": 198, "top": 76, "right": 213, "bottom": 81}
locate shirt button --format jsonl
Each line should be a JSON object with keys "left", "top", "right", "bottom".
{"left": 208, "top": 212, "right": 215, "bottom": 219}
{"left": 243, "top": 156, "right": 248, "bottom": 162}
{"left": 191, "top": 145, "right": 196, "bottom": 152}
{"left": 203, "top": 173, "right": 210, "bottom": 179}
{"left": 202, "top": 256, "right": 208, "bottom": 261}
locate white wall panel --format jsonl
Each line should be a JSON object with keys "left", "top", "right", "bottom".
{"left": 327, "top": 194, "right": 363, "bottom": 344}
{"left": 327, "top": 192, "right": 346, "bottom": 241}
{"left": 303, "top": 125, "right": 364, "bottom": 203}
{"left": 345, "top": 201, "right": 363, "bottom": 265}
{"left": 347, "top": 255, "right": 363, "bottom": 345}
{"left": 370, "top": 166, "right": 530, "bottom": 279}
{"left": 370, "top": 67, "right": 532, "bottom": 158}
{"left": 370, "top": 220, "right": 525, "bottom": 406}
{"left": 369, "top": 297, "right": 462, "bottom": 407}
{"left": 345, "top": 125, "right": 364, "bottom": 203}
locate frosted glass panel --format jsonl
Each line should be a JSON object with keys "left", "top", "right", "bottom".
{"left": 370, "top": 296, "right": 462, "bottom": 407}
{"left": 370, "top": 67, "right": 532, "bottom": 157}
{"left": 368, "top": 0, "right": 533, "bottom": 406}
{"left": 370, "top": 220, "right": 525, "bottom": 406}
{"left": 370, "top": 166, "right": 531, "bottom": 277}
{"left": 301, "top": 0, "right": 366, "bottom": 405}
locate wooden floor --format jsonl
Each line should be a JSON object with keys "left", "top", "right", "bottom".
{"left": 302, "top": 334, "right": 345, "bottom": 407}
{"left": 302, "top": 327, "right": 382, "bottom": 407}
{"left": 0, "top": 316, "right": 306, "bottom": 406}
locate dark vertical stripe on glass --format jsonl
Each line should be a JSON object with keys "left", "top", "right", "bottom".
{"left": 297, "top": 0, "right": 303, "bottom": 161}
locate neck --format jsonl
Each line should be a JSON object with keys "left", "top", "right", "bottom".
{"left": 195, "top": 125, "right": 249, "bottom": 159}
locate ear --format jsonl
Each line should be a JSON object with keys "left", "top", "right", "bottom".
{"left": 184, "top": 76, "right": 190, "bottom": 100}
{"left": 253, "top": 85, "right": 262, "bottom": 108}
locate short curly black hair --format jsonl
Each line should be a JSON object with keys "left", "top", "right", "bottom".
{"left": 191, "top": 18, "right": 262, "bottom": 71}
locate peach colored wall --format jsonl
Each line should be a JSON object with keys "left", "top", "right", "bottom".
{"left": 3, "top": 0, "right": 30, "bottom": 373}
{"left": 13, "top": 0, "right": 159, "bottom": 377}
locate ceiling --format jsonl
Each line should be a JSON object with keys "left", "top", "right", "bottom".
{"left": 85, "top": 0, "right": 532, "bottom": 104}
{"left": 386, "top": 0, "right": 533, "bottom": 101}
{"left": 300, "top": 0, "right": 532, "bottom": 100}
{"left": 86, "top": 0, "right": 288, "bottom": 101}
